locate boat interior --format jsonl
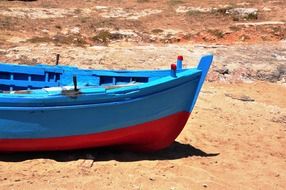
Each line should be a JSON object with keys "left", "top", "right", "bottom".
{"left": 0, "top": 63, "right": 185, "bottom": 92}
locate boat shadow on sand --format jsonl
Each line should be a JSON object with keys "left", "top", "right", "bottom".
{"left": 0, "top": 142, "right": 219, "bottom": 162}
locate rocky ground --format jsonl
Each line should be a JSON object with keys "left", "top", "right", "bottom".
{"left": 0, "top": 0, "right": 285, "bottom": 190}
{"left": 1, "top": 42, "right": 285, "bottom": 83}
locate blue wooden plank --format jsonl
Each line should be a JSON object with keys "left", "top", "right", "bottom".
{"left": 0, "top": 77, "right": 199, "bottom": 138}
{"left": 0, "top": 79, "right": 60, "bottom": 88}
{"left": 189, "top": 54, "right": 213, "bottom": 111}
{"left": 0, "top": 64, "right": 45, "bottom": 75}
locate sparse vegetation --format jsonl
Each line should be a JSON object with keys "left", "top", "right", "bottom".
{"left": 186, "top": 10, "right": 203, "bottom": 16}
{"left": 92, "top": 30, "right": 124, "bottom": 45}
{"left": 15, "top": 55, "right": 38, "bottom": 65}
{"left": 0, "top": 16, "right": 14, "bottom": 29}
{"left": 41, "top": 2, "right": 56, "bottom": 8}
{"left": 79, "top": 16, "right": 89, "bottom": 24}
{"left": 27, "top": 36, "right": 51, "bottom": 43}
{"left": 28, "top": 34, "right": 87, "bottom": 46}
{"left": 74, "top": 8, "right": 82, "bottom": 14}
{"left": 151, "top": 29, "right": 163, "bottom": 34}
{"left": 232, "top": 16, "right": 239, "bottom": 21}
{"left": 244, "top": 13, "right": 258, "bottom": 20}
{"left": 213, "top": 7, "right": 230, "bottom": 15}
{"left": 168, "top": 0, "right": 184, "bottom": 6}
{"left": 55, "top": 25, "right": 62, "bottom": 29}
{"left": 92, "top": 31, "right": 113, "bottom": 44}
{"left": 53, "top": 34, "right": 87, "bottom": 46}
{"left": 239, "top": 34, "right": 250, "bottom": 41}
{"left": 207, "top": 29, "right": 224, "bottom": 38}
{"left": 137, "top": 0, "right": 149, "bottom": 2}
{"left": 229, "top": 26, "right": 241, "bottom": 31}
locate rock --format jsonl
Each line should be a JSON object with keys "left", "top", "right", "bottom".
{"left": 41, "top": 29, "right": 49, "bottom": 33}
{"left": 272, "top": 53, "right": 286, "bottom": 61}
{"left": 0, "top": 8, "right": 92, "bottom": 19}
{"left": 147, "top": 29, "right": 187, "bottom": 43}
{"left": 262, "top": 7, "right": 272, "bottom": 11}
{"left": 70, "top": 27, "right": 81, "bottom": 34}
{"left": 99, "top": 8, "right": 162, "bottom": 20}
{"left": 110, "top": 29, "right": 138, "bottom": 38}
{"left": 235, "top": 21, "right": 285, "bottom": 26}
{"left": 3, "top": 43, "right": 285, "bottom": 83}
{"left": 271, "top": 115, "right": 286, "bottom": 124}
{"left": 95, "top": 6, "right": 108, "bottom": 10}
{"left": 175, "top": 5, "right": 259, "bottom": 21}
{"left": 203, "top": 183, "right": 208, "bottom": 188}
{"left": 214, "top": 66, "right": 230, "bottom": 75}
{"left": 277, "top": 65, "right": 286, "bottom": 80}
{"left": 236, "top": 2, "right": 250, "bottom": 6}
{"left": 255, "top": 65, "right": 286, "bottom": 82}
{"left": 176, "top": 6, "right": 212, "bottom": 13}
{"left": 225, "top": 93, "right": 255, "bottom": 102}
{"left": 227, "top": 8, "right": 258, "bottom": 20}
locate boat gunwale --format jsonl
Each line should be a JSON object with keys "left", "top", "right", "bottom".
{"left": 0, "top": 68, "right": 201, "bottom": 97}
{"left": 0, "top": 70, "right": 202, "bottom": 109}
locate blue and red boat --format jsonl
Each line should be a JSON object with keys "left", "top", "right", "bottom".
{"left": 0, "top": 54, "right": 213, "bottom": 152}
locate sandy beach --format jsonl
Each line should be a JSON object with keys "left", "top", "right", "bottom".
{"left": 0, "top": 0, "right": 285, "bottom": 189}
{"left": 0, "top": 82, "right": 285, "bottom": 190}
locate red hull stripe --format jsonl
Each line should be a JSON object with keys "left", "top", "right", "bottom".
{"left": 0, "top": 112, "right": 190, "bottom": 152}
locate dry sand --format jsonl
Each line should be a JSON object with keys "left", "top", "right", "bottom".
{"left": 0, "top": 82, "right": 285, "bottom": 190}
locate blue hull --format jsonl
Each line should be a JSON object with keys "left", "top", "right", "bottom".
{"left": 0, "top": 55, "right": 213, "bottom": 151}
